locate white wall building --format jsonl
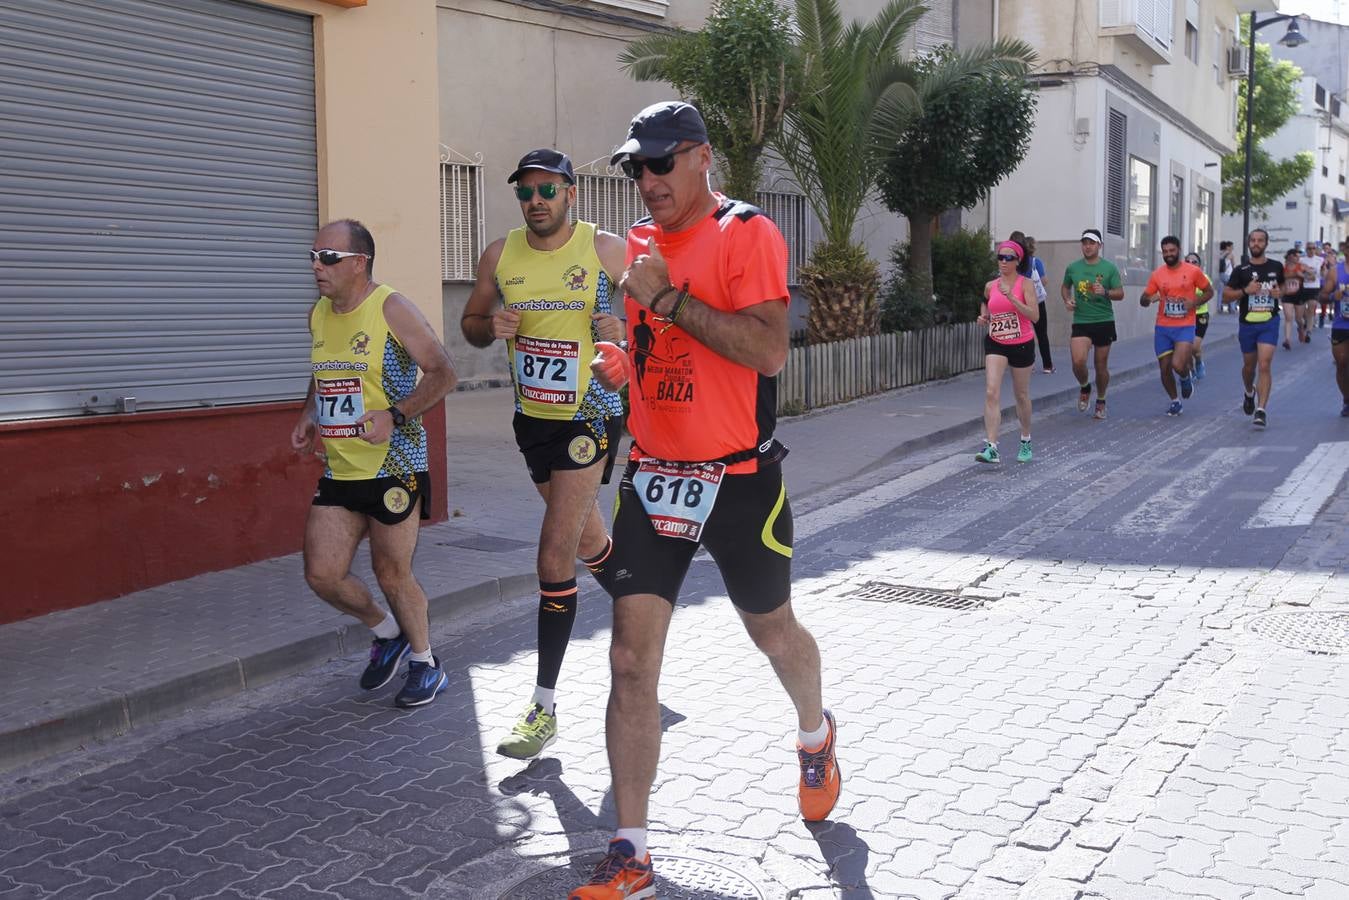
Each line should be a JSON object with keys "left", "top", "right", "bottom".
{"left": 989, "top": 0, "right": 1266, "bottom": 345}
{"left": 1221, "top": 17, "right": 1349, "bottom": 254}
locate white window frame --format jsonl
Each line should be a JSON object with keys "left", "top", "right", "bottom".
{"left": 589, "top": 0, "right": 669, "bottom": 16}
{"left": 440, "top": 147, "right": 485, "bottom": 283}
{"left": 1127, "top": 156, "right": 1157, "bottom": 277}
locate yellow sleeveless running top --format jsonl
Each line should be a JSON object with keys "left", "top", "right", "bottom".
{"left": 494, "top": 221, "right": 624, "bottom": 422}
{"left": 310, "top": 284, "right": 428, "bottom": 486}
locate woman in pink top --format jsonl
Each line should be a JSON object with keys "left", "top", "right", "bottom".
{"left": 974, "top": 239, "right": 1040, "bottom": 464}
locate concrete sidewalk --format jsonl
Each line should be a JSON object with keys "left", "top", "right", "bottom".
{"left": 0, "top": 316, "right": 1239, "bottom": 773}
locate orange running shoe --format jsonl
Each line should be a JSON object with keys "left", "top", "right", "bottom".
{"left": 568, "top": 839, "right": 655, "bottom": 900}
{"left": 798, "top": 709, "right": 841, "bottom": 822}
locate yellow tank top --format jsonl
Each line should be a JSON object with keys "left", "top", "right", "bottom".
{"left": 494, "top": 221, "right": 624, "bottom": 421}
{"left": 310, "top": 284, "right": 428, "bottom": 485}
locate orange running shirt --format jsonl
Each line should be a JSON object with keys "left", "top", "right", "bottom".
{"left": 1144, "top": 262, "right": 1211, "bottom": 327}
{"left": 624, "top": 195, "right": 789, "bottom": 473}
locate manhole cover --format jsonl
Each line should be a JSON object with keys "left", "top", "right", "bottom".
{"left": 1247, "top": 611, "right": 1349, "bottom": 654}
{"left": 846, "top": 581, "right": 983, "bottom": 610}
{"left": 500, "top": 853, "right": 764, "bottom": 899}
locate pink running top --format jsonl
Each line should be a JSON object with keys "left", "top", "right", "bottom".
{"left": 987, "top": 276, "right": 1034, "bottom": 345}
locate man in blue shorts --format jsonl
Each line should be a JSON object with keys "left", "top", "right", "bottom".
{"left": 1223, "top": 228, "right": 1284, "bottom": 428}
{"left": 1141, "top": 236, "right": 1212, "bottom": 416}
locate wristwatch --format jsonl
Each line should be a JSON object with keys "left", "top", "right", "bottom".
{"left": 388, "top": 406, "right": 407, "bottom": 428}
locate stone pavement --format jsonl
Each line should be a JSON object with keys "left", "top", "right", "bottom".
{"left": 1, "top": 315, "right": 1347, "bottom": 900}
{"left": 0, "top": 320, "right": 1234, "bottom": 774}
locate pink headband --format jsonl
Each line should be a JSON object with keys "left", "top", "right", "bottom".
{"left": 997, "top": 241, "right": 1024, "bottom": 260}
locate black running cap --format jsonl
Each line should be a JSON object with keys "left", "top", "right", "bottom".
{"left": 507, "top": 148, "right": 575, "bottom": 184}
{"left": 610, "top": 101, "right": 709, "bottom": 164}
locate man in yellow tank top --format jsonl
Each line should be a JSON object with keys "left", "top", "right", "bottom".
{"left": 461, "top": 149, "right": 627, "bottom": 759}
{"left": 291, "top": 219, "right": 457, "bottom": 708}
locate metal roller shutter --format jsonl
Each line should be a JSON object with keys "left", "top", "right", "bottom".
{"left": 914, "top": 0, "right": 953, "bottom": 55}
{"left": 0, "top": 0, "right": 318, "bottom": 420}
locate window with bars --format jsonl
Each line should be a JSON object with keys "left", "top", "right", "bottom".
{"left": 440, "top": 161, "right": 485, "bottom": 282}
{"left": 573, "top": 173, "right": 648, "bottom": 238}
{"left": 1106, "top": 109, "right": 1128, "bottom": 236}
{"left": 755, "top": 190, "right": 810, "bottom": 286}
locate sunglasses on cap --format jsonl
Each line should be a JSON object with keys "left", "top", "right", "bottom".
{"left": 620, "top": 144, "right": 699, "bottom": 180}
{"left": 309, "top": 249, "right": 368, "bottom": 266}
{"left": 996, "top": 254, "right": 1019, "bottom": 263}
{"left": 514, "top": 182, "right": 565, "bottom": 202}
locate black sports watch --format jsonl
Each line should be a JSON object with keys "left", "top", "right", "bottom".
{"left": 388, "top": 406, "right": 407, "bottom": 428}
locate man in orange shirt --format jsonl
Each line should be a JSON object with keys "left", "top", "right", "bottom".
{"left": 569, "top": 101, "right": 840, "bottom": 900}
{"left": 1141, "top": 235, "right": 1213, "bottom": 416}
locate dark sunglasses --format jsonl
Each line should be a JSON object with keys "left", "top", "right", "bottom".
{"left": 996, "top": 254, "right": 1019, "bottom": 263}
{"left": 514, "top": 182, "right": 565, "bottom": 202}
{"left": 620, "top": 144, "right": 699, "bottom": 180}
{"left": 309, "top": 248, "right": 368, "bottom": 266}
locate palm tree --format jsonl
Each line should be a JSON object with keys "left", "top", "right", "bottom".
{"left": 618, "top": 0, "right": 794, "bottom": 202}
{"left": 776, "top": 0, "right": 1036, "bottom": 343}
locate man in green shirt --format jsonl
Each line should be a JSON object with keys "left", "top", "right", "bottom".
{"left": 1061, "top": 228, "right": 1125, "bottom": 419}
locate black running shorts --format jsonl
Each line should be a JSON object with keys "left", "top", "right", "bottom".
{"left": 1071, "top": 321, "right": 1118, "bottom": 347}
{"left": 1194, "top": 313, "right": 1210, "bottom": 339}
{"left": 983, "top": 336, "right": 1035, "bottom": 368}
{"left": 513, "top": 413, "right": 623, "bottom": 485}
{"left": 313, "top": 472, "right": 430, "bottom": 525}
{"left": 608, "top": 460, "right": 793, "bottom": 614}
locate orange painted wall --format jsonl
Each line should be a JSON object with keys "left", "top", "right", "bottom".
{"left": 0, "top": 401, "right": 447, "bottom": 624}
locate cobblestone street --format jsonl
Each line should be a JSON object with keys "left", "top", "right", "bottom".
{"left": 2, "top": 337, "right": 1346, "bottom": 899}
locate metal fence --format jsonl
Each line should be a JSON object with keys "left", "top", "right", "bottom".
{"left": 778, "top": 322, "right": 985, "bottom": 413}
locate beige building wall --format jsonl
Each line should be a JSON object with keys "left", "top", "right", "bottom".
{"left": 437, "top": 0, "right": 712, "bottom": 384}
{"left": 265, "top": 0, "right": 444, "bottom": 338}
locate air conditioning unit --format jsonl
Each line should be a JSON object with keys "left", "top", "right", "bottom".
{"left": 1226, "top": 45, "right": 1249, "bottom": 75}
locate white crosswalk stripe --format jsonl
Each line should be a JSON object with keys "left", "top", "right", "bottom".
{"left": 1245, "top": 441, "right": 1349, "bottom": 528}
{"left": 1111, "top": 447, "right": 1259, "bottom": 535}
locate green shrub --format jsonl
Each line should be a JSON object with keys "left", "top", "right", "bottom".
{"left": 880, "top": 228, "right": 996, "bottom": 330}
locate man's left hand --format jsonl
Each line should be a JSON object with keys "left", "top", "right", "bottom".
{"left": 592, "top": 313, "right": 625, "bottom": 343}
{"left": 621, "top": 237, "right": 672, "bottom": 308}
{"left": 356, "top": 409, "right": 394, "bottom": 444}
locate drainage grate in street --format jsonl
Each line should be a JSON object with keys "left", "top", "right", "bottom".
{"left": 1247, "top": 611, "right": 1349, "bottom": 655}
{"left": 846, "top": 581, "right": 983, "bottom": 610}
{"left": 501, "top": 854, "right": 764, "bottom": 899}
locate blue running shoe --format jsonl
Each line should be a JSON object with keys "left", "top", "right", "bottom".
{"left": 1179, "top": 376, "right": 1194, "bottom": 399}
{"left": 359, "top": 634, "right": 409, "bottom": 691}
{"left": 395, "top": 656, "right": 447, "bottom": 708}
{"left": 1167, "top": 400, "right": 1182, "bottom": 417}
{"left": 1193, "top": 358, "right": 1206, "bottom": 380}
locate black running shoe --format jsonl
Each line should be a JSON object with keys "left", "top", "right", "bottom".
{"left": 360, "top": 634, "right": 410, "bottom": 691}
{"left": 1253, "top": 409, "right": 1267, "bottom": 429}
{"left": 1242, "top": 393, "right": 1256, "bottom": 416}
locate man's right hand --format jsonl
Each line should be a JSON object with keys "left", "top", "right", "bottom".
{"left": 590, "top": 341, "right": 630, "bottom": 391}
{"left": 492, "top": 309, "right": 522, "bottom": 340}
{"left": 291, "top": 415, "right": 317, "bottom": 455}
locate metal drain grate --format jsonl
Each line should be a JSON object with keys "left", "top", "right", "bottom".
{"left": 1247, "top": 611, "right": 1349, "bottom": 655}
{"left": 846, "top": 582, "right": 983, "bottom": 610}
{"left": 501, "top": 854, "right": 764, "bottom": 899}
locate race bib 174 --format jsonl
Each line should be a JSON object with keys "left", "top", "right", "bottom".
{"left": 316, "top": 377, "right": 366, "bottom": 438}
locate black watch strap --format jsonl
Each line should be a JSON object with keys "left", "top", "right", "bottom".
{"left": 388, "top": 405, "right": 406, "bottom": 428}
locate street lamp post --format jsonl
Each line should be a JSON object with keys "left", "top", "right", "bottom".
{"left": 1241, "top": 13, "right": 1309, "bottom": 263}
